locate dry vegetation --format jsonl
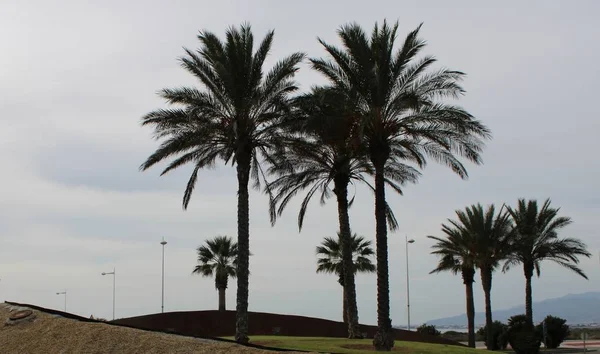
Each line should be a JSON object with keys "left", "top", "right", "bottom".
{"left": 0, "top": 304, "right": 308, "bottom": 354}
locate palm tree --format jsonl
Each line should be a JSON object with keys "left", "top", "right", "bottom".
{"left": 310, "top": 20, "right": 491, "bottom": 350}
{"left": 140, "top": 24, "right": 304, "bottom": 343}
{"left": 504, "top": 199, "right": 591, "bottom": 325}
{"left": 268, "top": 87, "right": 419, "bottom": 338}
{"left": 193, "top": 236, "right": 238, "bottom": 311}
{"left": 316, "top": 233, "right": 376, "bottom": 324}
{"left": 428, "top": 229, "right": 477, "bottom": 347}
{"left": 446, "top": 204, "right": 513, "bottom": 350}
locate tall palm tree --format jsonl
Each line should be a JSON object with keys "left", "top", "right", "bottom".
{"left": 428, "top": 229, "right": 477, "bottom": 347}
{"left": 316, "top": 233, "right": 376, "bottom": 324}
{"left": 310, "top": 21, "right": 491, "bottom": 350}
{"left": 504, "top": 199, "right": 591, "bottom": 325}
{"left": 140, "top": 24, "right": 304, "bottom": 343}
{"left": 193, "top": 236, "right": 238, "bottom": 311}
{"left": 447, "top": 204, "right": 513, "bottom": 350}
{"left": 269, "top": 87, "right": 419, "bottom": 338}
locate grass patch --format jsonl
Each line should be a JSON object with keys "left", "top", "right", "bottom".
{"left": 223, "top": 336, "right": 490, "bottom": 353}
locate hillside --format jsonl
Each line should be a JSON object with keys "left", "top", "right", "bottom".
{"left": 0, "top": 302, "right": 302, "bottom": 354}
{"left": 114, "top": 309, "right": 463, "bottom": 347}
{"left": 426, "top": 292, "right": 600, "bottom": 327}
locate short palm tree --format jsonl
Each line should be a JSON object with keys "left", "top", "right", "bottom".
{"left": 140, "top": 24, "right": 304, "bottom": 343}
{"left": 446, "top": 204, "right": 513, "bottom": 350}
{"left": 316, "top": 233, "right": 376, "bottom": 324}
{"left": 193, "top": 236, "right": 238, "bottom": 311}
{"left": 310, "top": 21, "right": 491, "bottom": 350}
{"left": 504, "top": 199, "right": 591, "bottom": 324}
{"left": 269, "top": 87, "right": 418, "bottom": 338}
{"left": 428, "top": 229, "right": 477, "bottom": 347}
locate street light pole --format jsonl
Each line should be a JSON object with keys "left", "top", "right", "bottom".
{"left": 101, "top": 268, "right": 116, "bottom": 320}
{"left": 405, "top": 235, "right": 415, "bottom": 331}
{"left": 160, "top": 238, "right": 167, "bottom": 313}
{"left": 56, "top": 290, "right": 67, "bottom": 312}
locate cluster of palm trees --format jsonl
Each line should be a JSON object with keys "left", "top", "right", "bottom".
{"left": 429, "top": 199, "right": 590, "bottom": 350}
{"left": 192, "top": 233, "right": 376, "bottom": 325}
{"left": 140, "top": 20, "right": 490, "bottom": 350}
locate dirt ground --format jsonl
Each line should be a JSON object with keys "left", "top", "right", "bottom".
{"left": 0, "top": 304, "right": 307, "bottom": 354}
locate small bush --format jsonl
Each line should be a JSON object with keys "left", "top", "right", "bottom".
{"left": 477, "top": 321, "right": 508, "bottom": 350}
{"left": 442, "top": 331, "right": 468, "bottom": 342}
{"left": 507, "top": 314, "right": 541, "bottom": 354}
{"left": 416, "top": 323, "right": 440, "bottom": 336}
{"left": 508, "top": 314, "right": 533, "bottom": 333}
{"left": 537, "top": 315, "right": 570, "bottom": 349}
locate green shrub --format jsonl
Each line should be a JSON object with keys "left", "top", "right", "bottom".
{"left": 536, "top": 315, "right": 570, "bottom": 349}
{"left": 507, "top": 314, "right": 541, "bottom": 354}
{"left": 508, "top": 314, "right": 533, "bottom": 332}
{"left": 416, "top": 323, "right": 441, "bottom": 336}
{"left": 441, "top": 330, "right": 468, "bottom": 342}
{"left": 477, "top": 321, "right": 508, "bottom": 350}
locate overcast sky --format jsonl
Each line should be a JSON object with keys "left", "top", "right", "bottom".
{"left": 1, "top": 0, "right": 599, "bottom": 326}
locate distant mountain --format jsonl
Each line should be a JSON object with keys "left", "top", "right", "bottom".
{"left": 425, "top": 292, "right": 600, "bottom": 327}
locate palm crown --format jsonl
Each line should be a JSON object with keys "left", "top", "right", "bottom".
{"left": 316, "top": 233, "right": 376, "bottom": 284}
{"left": 504, "top": 198, "right": 590, "bottom": 278}
{"left": 269, "top": 87, "right": 420, "bottom": 229}
{"left": 140, "top": 24, "right": 305, "bottom": 208}
{"left": 310, "top": 21, "right": 491, "bottom": 173}
{"left": 451, "top": 204, "right": 513, "bottom": 270}
{"left": 193, "top": 235, "right": 238, "bottom": 290}
{"left": 428, "top": 228, "right": 476, "bottom": 279}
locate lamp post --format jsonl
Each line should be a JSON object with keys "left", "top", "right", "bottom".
{"left": 405, "top": 235, "right": 415, "bottom": 331}
{"left": 160, "top": 238, "right": 167, "bottom": 313}
{"left": 101, "top": 268, "right": 116, "bottom": 320}
{"left": 56, "top": 290, "right": 67, "bottom": 312}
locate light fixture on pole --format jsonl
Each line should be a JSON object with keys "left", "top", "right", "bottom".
{"left": 56, "top": 290, "right": 67, "bottom": 312}
{"left": 101, "top": 268, "right": 116, "bottom": 320}
{"left": 160, "top": 238, "right": 167, "bottom": 313}
{"left": 405, "top": 235, "right": 415, "bottom": 331}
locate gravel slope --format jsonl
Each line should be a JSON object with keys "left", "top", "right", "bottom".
{"left": 0, "top": 304, "right": 308, "bottom": 354}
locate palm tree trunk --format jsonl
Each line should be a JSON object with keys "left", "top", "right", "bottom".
{"left": 462, "top": 267, "right": 476, "bottom": 348}
{"left": 524, "top": 264, "right": 534, "bottom": 325}
{"left": 218, "top": 287, "right": 226, "bottom": 312}
{"left": 372, "top": 161, "right": 394, "bottom": 351}
{"left": 480, "top": 267, "right": 494, "bottom": 351}
{"left": 334, "top": 178, "right": 362, "bottom": 338}
{"left": 343, "top": 286, "right": 348, "bottom": 325}
{"left": 235, "top": 154, "right": 251, "bottom": 344}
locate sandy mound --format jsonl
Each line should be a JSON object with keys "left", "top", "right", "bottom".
{"left": 0, "top": 304, "right": 304, "bottom": 354}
